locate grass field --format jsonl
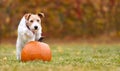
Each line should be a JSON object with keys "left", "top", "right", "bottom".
{"left": 0, "top": 42, "right": 120, "bottom": 71}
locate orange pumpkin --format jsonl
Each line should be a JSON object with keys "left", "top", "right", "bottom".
{"left": 21, "top": 41, "right": 52, "bottom": 62}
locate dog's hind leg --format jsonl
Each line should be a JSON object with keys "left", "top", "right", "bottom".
{"left": 16, "top": 39, "right": 23, "bottom": 61}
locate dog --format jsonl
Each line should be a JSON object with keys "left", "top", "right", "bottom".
{"left": 16, "top": 12, "right": 44, "bottom": 60}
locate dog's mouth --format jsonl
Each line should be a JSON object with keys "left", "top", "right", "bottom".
{"left": 31, "top": 29, "right": 38, "bottom": 34}
{"left": 32, "top": 26, "right": 39, "bottom": 32}
{"left": 26, "top": 25, "right": 38, "bottom": 34}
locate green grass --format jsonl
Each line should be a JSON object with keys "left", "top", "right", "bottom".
{"left": 0, "top": 42, "right": 120, "bottom": 71}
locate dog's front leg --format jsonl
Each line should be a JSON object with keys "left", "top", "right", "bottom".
{"left": 25, "top": 29, "right": 35, "bottom": 39}
{"left": 18, "top": 28, "right": 34, "bottom": 40}
{"left": 35, "top": 30, "right": 43, "bottom": 42}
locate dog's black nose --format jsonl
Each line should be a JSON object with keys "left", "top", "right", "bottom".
{"left": 34, "top": 26, "right": 38, "bottom": 30}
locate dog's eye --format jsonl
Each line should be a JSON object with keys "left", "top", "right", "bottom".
{"left": 30, "top": 20, "right": 33, "bottom": 23}
{"left": 37, "top": 19, "right": 39, "bottom": 22}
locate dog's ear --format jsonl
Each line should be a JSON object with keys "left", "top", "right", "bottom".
{"left": 38, "top": 13, "right": 44, "bottom": 18}
{"left": 24, "top": 13, "right": 31, "bottom": 20}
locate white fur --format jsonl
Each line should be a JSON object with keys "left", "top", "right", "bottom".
{"left": 16, "top": 16, "right": 42, "bottom": 60}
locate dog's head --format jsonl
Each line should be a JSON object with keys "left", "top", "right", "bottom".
{"left": 24, "top": 13, "right": 44, "bottom": 33}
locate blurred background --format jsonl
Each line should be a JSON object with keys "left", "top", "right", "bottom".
{"left": 0, "top": 0, "right": 120, "bottom": 43}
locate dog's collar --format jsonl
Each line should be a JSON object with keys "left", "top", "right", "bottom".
{"left": 26, "top": 23, "right": 35, "bottom": 34}
{"left": 26, "top": 24, "right": 30, "bottom": 30}
{"left": 26, "top": 21, "right": 30, "bottom": 30}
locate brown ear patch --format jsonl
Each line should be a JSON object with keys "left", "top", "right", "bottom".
{"left": 24, "top": 13, "right": 31, "bottom": 20}
{"left": 38, "top": 13, "right": 44, "bottom": 18}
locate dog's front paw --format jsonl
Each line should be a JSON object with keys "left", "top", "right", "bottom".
{"left": 38, "top": 36, "right": 44, "bottom": 42}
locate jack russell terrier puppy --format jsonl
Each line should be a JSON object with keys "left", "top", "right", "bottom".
{"left": 16, "top": 13, "right": 44, "bottom": 60}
